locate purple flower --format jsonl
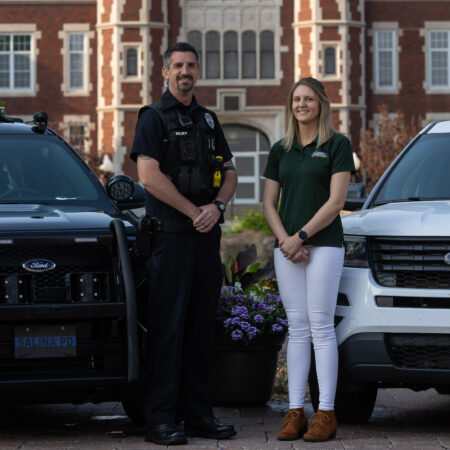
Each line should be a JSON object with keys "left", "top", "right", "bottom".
{"left": 231, "top": 306, "right": 248, "bottom": 316}
{"left": 265, "top": 305, "right": 276, "bottom": 312}
{"left": 231, "top": 329, "right": 244, "bottom": 340}
{"left": 277, "top": 318, "right": 288, "bottom": 326}
{"left": 239, "top": 321, "right": 250, "bottom": 330}
{"left": 272, "top": 324, "right": 283, "bottom": 332}
{"left": 246, "top": 326, "right": 260, "bottom": 339}
{"left": 254, "top": 314, "right": 264, "bottom": 323}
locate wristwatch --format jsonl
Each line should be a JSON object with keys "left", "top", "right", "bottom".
{"left": 212, "top": 200, "right": 226, "bottom": 213}
{"left": 298, "top": 230, "right": 308, "bottom": 241}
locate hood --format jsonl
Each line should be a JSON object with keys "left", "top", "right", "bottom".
{"left": 342, "top": 200, "right": 450, "bottom": 237}
{"left": 0, "top": 203, "right": 132, "bottom": 234}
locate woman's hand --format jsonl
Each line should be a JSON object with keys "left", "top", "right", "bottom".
{"left": 279, "top": 235, "right": 304, "bottom": 260}
{"left": 291, "top": 246, "right": 309, "bottom": 263}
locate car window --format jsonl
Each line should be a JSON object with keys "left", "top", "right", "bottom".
{"left": 372, "top": 133, "right": 450, "bottom": 204}
{"left": 0, "top": 135, "right": 113, "bottom": 211}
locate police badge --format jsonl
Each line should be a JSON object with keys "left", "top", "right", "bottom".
{"left": 204, "top": 112, "right": 215, "bottom": 129}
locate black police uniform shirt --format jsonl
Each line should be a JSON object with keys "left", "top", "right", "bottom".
{"left": 130, "top": 89, "right": 233, "bottom": 220}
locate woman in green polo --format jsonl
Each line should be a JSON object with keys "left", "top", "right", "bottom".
{"left": 263, "top": 77, "right": 354, "bottom": 443}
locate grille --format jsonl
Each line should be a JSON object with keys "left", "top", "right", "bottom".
{"left": 0, "top": 243, "right": 119, "bottom": 303}
{"left": 387, "top": 334, "right": 450, "bottom": 370}
{"left": 370, "top": 238, "right": 450, "bottom": 288}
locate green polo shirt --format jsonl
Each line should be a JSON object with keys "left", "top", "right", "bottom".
{"left": 263, "top": 132, "right": 355, "bottom": 248}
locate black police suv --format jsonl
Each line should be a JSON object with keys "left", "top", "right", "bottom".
{"left": 0, "top": 107, "right": 146, "bottom": 420}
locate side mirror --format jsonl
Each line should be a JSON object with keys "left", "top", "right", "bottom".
{"left": 344, "top": 183, "right": 367, "bottom": 211}
{"left": 106, "top": 175, "right": 145, "bottom": 210}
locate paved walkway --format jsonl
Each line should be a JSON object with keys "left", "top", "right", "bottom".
{"left": 0, "top": 388, "right": 448, "bottom": 449}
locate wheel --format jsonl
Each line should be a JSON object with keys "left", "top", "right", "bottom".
{"left": 435, "top": 386, "right": 450, "bottom": 395}
{"left": 122, "top": 392, "right": 145, "bottom": 425}
{"left": 308, "top": 352, "right": 377, "bottom": 424}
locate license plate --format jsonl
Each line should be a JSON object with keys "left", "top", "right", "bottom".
{"left": 14, "top": 325, "right": 76, "bottom": 359}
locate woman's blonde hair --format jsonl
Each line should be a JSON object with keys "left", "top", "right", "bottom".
{"left": 282, "top": 77, "right": 335, "bottom": 151}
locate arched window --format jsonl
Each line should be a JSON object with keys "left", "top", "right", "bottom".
{"left": 242, "top": 31, "right": 256, "bottom": 79}
{"left": 187, "top": 31, "right": 202, "bottom": 75}
{"left": 260, "top": 31, "right": 274, "bottom": 79}
{"left": 222, "top": 124, "right": 270, "bottom": 204}
{"left": 205, "top": 31, "right": 220, "bottom": 79}
{"left": 224, "top": 31, "right": 238, "bottom": 79}
{"left": 324, "top": 47, "right": 336, "bottom": 75}
{"left": 126, "top": 48, "right": 138, "bottom": 77}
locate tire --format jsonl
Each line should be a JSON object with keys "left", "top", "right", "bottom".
{"left": 308, "top": 353, "right": 377, "bottom": 424}
{"left": 435, "top": 386, "right": 450, "bottom": 395}
{"left": 122, "top": 393, "right": 145, "bottom": 425}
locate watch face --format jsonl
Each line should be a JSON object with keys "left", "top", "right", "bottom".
{"left": 299, "top": 230, "right": 307, "bottom": 240}
{"left": 214, "top": 201, "right": 225, "bottom": 212}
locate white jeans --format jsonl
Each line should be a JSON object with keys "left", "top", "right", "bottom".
{"left": 274, "top": 245, "right": 344, "bottom": 411}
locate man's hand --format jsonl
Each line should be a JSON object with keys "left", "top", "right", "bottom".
{"left": 193, "top": 203, "right": 221, "bottom": 233}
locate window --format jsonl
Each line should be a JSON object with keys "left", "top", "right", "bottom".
{"left": 242, "top": 31, "right": 256, "bottom": 79}
{"left": 68, "top": 124, "right": 86, "bottom": 152}
{"left": 187, "top": 31, "right": 202, "bottom": 75}
{"left": 0, "top": 34, "right": 32, "bottom": 90}
{"left": 324, "top": 47, "right": 336, "bottom": 75}
{"left": 429, "top": 31, "right": 449, "bottom": 88}
{"left": 126, "top": 48, "right": 138, "bottom": 77}
{"left": 223, "top": 125, "right": 270, "bottom": 204}
{"left": 224, "top": 31, "right": 238, "bottom": 79}
{"left": 187, "top": 30, "right": 275, "bottom": 81}
{"left": 206, "top": 31, "right": 220, "bottom": 79}
{"left": 260, "top": 31, "right": 274, "bottom": 79}
{"left": 375, "top": 30, "right": 396, "bottom": 89}
{"left": 68, "top": 33, "right": 86, "bottom": 90}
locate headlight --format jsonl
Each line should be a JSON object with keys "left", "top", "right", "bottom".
{"left": 344, "top": 235, "right": 369, "bottom": 267}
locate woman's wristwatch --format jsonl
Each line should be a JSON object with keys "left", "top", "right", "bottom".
{"left": 298, "top": 230, "right": 308, "bottom": 241}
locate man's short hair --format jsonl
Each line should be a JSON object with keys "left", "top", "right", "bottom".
{"left": 163, "top": 42, "right": 199, "bottom": 68}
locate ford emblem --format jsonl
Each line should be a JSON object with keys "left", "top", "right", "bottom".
{"left": 22, "top": 259, "right": 56, "bottom": 272}
{"left": 444, "top": 253, "right": 450, "bottom": 266}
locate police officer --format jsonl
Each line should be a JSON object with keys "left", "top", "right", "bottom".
{"left": 130, "top": 42, "right": 238, "bottom": 446}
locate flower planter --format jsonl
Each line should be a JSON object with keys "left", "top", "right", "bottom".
{"left": 212, "top": 330, "right": 285, "bottom": 406}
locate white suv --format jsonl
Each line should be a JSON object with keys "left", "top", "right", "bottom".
{"left": 309, "top": 120, "right": 450, "bottom": 423}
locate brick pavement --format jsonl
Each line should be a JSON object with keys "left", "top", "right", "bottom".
{"left": 0, "top": 388, "right": 448, "bottom": 449}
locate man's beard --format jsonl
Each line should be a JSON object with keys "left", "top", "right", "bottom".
{"left": 177, "top": 76, "right": 194, "bottom": 92}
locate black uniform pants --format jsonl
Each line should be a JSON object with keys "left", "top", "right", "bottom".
{"left": 145, "top": 224, "right": 222, "bottom": 427}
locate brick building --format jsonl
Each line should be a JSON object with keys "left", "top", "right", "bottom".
{"left": 1, "top": 0, "right": 449, "bottom": 206}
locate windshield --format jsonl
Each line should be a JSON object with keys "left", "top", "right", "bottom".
{"left": 0, "top": 135, "right": 114, "bottom": 211}
{"left": 372, "top": 133, "right": 450, "bottom": 206}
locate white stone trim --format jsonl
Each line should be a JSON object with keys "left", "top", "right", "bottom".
{"left": 122, "top": 44, "right": 142, "bottom": 81}
{"left": 180, "top": 0, "right": 282, "bottom": 84}
{"left": 421, "top": 22, "right": 450, "bottom": 94}
{"left": 321, "top": 41, "right": 341, "bottom": 80}
{"left": 0, "top": 25, "right": 40, "bottom": 97}
{"left": 424, "top": 112, "right": 450, "bottom": 125}
{"left": 59, "top": 24, "right": 94, "bottom": 96}
{"left": 60, "top": 114, "right": 93, "bottom": 153}
{"left": 370, "top": 22, "right": 400, "bottom": 94}
{"left": 369, "top": 111, "right": 398, "bottom": 136}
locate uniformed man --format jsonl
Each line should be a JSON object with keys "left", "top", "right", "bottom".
{"left": 130, "top": 42, "right": 238, "bottom": 446}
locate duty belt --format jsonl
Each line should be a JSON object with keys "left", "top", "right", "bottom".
{"left": 149, "top": 216, "right": 197, "bottom": 233}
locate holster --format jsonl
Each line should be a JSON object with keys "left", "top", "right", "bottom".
{"left": 136, "top": 215, "right": 153, "bottom": 258}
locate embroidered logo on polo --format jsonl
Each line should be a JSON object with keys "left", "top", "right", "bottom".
{"left": 311, "top": 151, "right": 328, "bottom": 159}
{"left": 204, "top": 113, "right": 215, "bottom": 129}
